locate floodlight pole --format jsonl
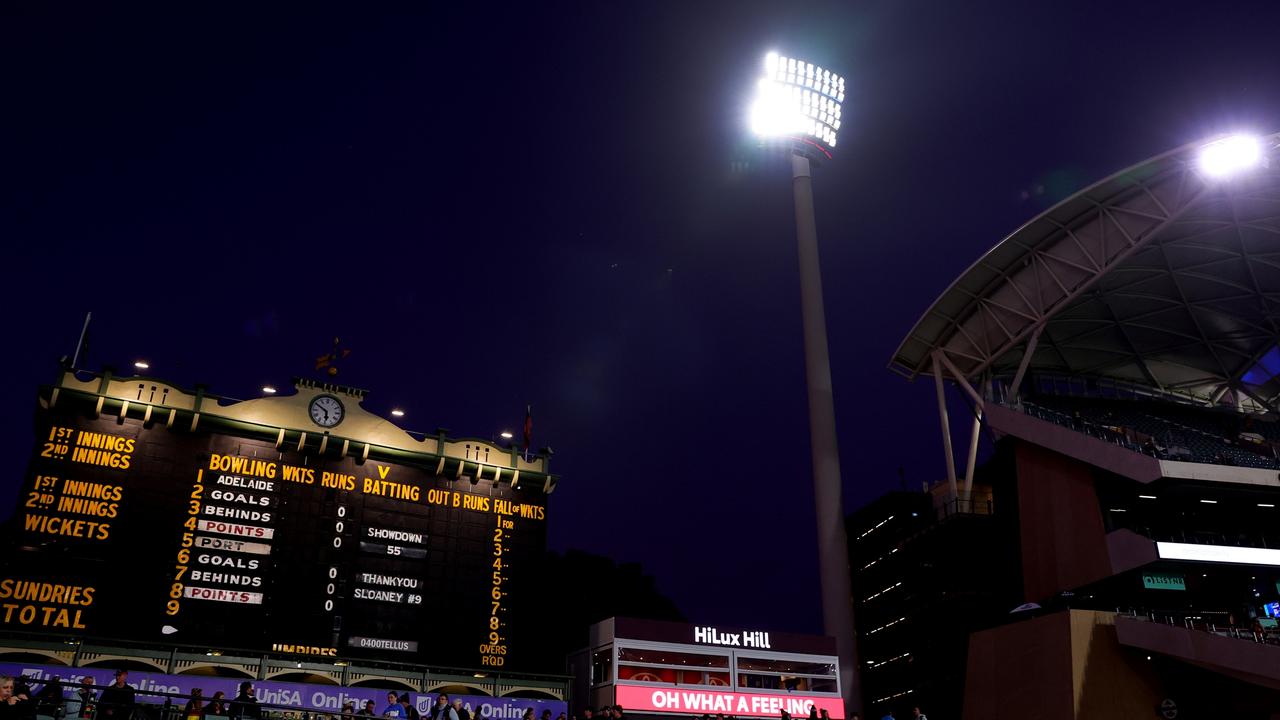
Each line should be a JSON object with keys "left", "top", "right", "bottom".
{"left": 790, "top": 152, "right": 861, "bottom": 717}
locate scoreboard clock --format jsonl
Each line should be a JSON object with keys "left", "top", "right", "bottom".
{"left": 3, "top": 372, "right": 555, "bottom": 671}
{"left": 308, "top": 395, "right": 345, "bottom": 428}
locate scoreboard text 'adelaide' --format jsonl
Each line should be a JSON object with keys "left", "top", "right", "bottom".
{"left": 5, "top": 371, "right": 556, "bottom": 670}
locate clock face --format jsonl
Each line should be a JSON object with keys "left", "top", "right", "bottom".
{"left": 308, "top": 395, "right": 345, "bottom": 428}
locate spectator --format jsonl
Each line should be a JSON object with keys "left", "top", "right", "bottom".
{"left": 612, "top": 707, "right": 624, "bottom": 720}
{"left": 230, "top": 683, "right": 260, "bottom": 720}
{"left": 207, "top": 692, "right": 227, "bottom": 718}
{"left": 807, "top": 708, "right": 817, "bottom": 720}
{"left": 341, "top": 704, "right": 355, "bottom": 718}
{"left": 450, "top": 700, "right": 468, "bottom": 720}
{"left": 540, "top": 711, "right": 552, "bottom": 720}
{"left": 397, "top": 695, "right": 418, "bottom": 720}
{"left": 428, "top": 697, "right": 456, "bottom": 720}
{"left": 382, "top": 694, "right": 404, "bottom": 720}
{"left": 520, "top": 711, "right": 533, "bottom": 720}
{"left": 879, "top": 710, "right": 894, "bottom": 720}
{"left": 555, "top": 714, "right": 565, "bottom": 720}
{"left": 206, "top": 692, "right": 227, "bottom": 717}
{"left": 35, "top": 676, "right": 64, "bottom": 717}
{"left": 820, "top": 712, "right": 832, "bottom": 720}
{"left": 183, "top": 689, "right": 204, "bottom": 720}
{"left": 780, "top": 712, "right": 790, "bottom": 720}
{"left": 75, "top": 678, "right": 96, "bottom": 720}
{"left": 910, "top": 710, "right": 926, "bottom": 720}
{"left": 97, "top": 672, "right": 134, "bottom": 720}
{"left": 359, "top": 702, "right": 377, "bottom": 718}
{"left": 0, "top": 677, "right": 29, "bottom": 720}
{"left": 12, "top": 678, "right": 34, "bottom": 720}
{"left": 577, "top": 710, "right": 592, "bottom": 720}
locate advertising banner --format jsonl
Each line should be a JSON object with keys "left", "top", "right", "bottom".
{"left": 615, "top": 684, "right": 842, "bottom": 719}
{"left": 0, "top": 663, "right": 566, "bottom": 718}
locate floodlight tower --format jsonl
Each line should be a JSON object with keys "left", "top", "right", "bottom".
{"left": 748, "top": 52, "right": 860, "bottom": 716}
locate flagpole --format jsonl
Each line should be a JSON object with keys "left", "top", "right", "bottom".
{"left": 71, "top": 312, "right": 92, "bottom": 370}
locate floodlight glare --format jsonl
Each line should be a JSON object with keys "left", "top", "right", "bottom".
{"left": 749, "top": 51, "right": 843, "bottom": 153}
{"left": 1199, "top": 134, "right": 1263, "bottom": 178}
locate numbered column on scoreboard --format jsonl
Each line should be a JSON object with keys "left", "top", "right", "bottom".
{"left": 163, "top": 451, "right": 282, "bottom": 640}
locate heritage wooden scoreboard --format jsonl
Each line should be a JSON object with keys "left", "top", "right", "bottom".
{"left": 3, "top": 371, "right": 555, "bottom": 669}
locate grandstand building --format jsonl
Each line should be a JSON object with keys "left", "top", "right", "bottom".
{"left": 884, "top": 133, "right": 1280, "bottom": 718}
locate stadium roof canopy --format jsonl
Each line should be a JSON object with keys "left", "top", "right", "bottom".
{"left": 891, "top": 132, "right": 1280, "bottom": 411}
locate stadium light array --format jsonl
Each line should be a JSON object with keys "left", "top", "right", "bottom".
{"left": 1198, "top": 134, "right": 1263, "bottom": 178}
{"left": 749, "top": 52, "right": 844, "bottom": 150}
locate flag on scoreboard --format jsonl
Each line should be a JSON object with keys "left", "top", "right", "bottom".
{"left": 315, "top": 337, "right": 351, "bottom": 377}
{"left": 522, "top": 405, "right": 532, "bottom": 460}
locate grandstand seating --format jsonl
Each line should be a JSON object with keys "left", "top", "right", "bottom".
{"left": 1012, "top": 393, "right": 1280, "bottom": 470}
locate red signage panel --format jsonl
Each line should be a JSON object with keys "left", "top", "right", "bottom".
{"left": 615, "top": 685, "right": 842, "bottom": 720}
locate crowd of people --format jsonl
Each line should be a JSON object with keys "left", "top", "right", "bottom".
{"left": 0, "top": 677, "right": 924, "bottom": 720}
{"left": 0, "top": 671, "right": 262, "bottom": 720}
{"left": 0, "top": 673, "right": 565, "bottom": 720}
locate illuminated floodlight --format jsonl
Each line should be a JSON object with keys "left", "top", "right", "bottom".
{"left": 1198, "top": 134, "right": 1263, "bottom": 178}
{"left": 500, "top": 431, "right": 514, "bottom": 440}
{"left": 749, "top": 51, "right": 843, "bottom": 151}
{"left": 261, "top": 386, "right": 277, "bottom": 394}
{"left": 390, "top": 408, "right": 405, "bottom": 417}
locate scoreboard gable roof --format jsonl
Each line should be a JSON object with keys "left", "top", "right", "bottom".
{"left": 890, "top": 132, "right": 1280, "bottom": 409}
{"left": 49, "top": 370, "right": 556, "bottom": 490}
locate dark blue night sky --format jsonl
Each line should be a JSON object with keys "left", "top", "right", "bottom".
{"left": 5, "top": 0, "right": 1280, "bottom": 634}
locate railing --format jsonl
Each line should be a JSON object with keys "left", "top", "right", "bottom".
{"left": 12, "top": 678, "right": 372, "bottom": 720}
{"left": 0, "top": 630, "right": 571, "bottom": 686}
{"left": 936, "top": 497, "right": 993, "bottom": 521}
{"left": 1012, "top": 399, "right": 1280, "bottom": 469}
{"left": 1120, "top": 526, "right": 1280, "bottom": 550}
{"left": 1119, "top": 611, "right": 1280, "bottom": 647}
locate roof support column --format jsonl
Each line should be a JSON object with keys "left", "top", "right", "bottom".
{"left": 937, "top": 351, "right": 985, "bottom": 411}
{"left": 1210, "top": 384, "right": 1230, "bottom": 405}
{"left": 1008, "top": 327, "right": 1042, "bottom": 406}
{"left": 962, "top": 377, "right": 991, "bottom": 502}
{"left": 933, "top": 351, "right": 959, "bottom": 499}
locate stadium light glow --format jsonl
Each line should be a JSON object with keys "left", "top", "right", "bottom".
{"left": 390, "top": 409, "right": 405, "bottom": 417}
{"left": 500, "top": 431, "right": 513, "bottom": 440}
{"left": 261, "top": 386, "right": 277, "bottom": 394}
{"left": 134, "top": 361, "right": 149, "bottom": 370}
{"left": 1198, "top": 134, "right": 1263, "bottom": 178}
{"left": 749, "top": 52, "right": 843, "bottom": 149}
{"left": 1158, "top": 541, "right": 1280, "bottom": 566}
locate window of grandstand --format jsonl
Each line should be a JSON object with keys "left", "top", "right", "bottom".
{"left": 735, "top": 657, "right": 836, "bottom": 676}
{"left": 736, "top": 671, "right": 837, "bottom": 694}
{"left": 592, "top": 648, "right": 614, "bottom": 684}
{"left": 615, "top": 647, "right": 731, "bottom": 687}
